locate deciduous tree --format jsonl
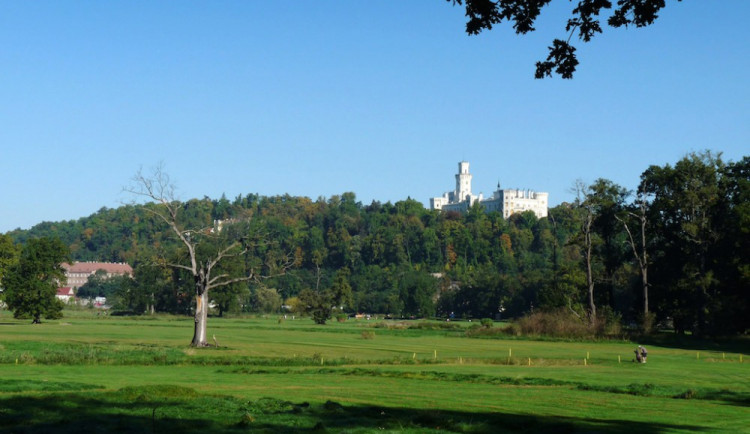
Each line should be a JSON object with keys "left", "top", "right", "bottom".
{"left": 249, "top": 286, "right": 283, "bottom": 313}
{"left": 3, "top": 237, "right": 71, "bottom": 323}
{"left": 298, "top": 267, "right": 353, "bottom": 324}
{"left": 128, "top": 164, "right": 292, "bottom": 346}
{"left": 0, "top": 234, "right": 20, "bottom": 288}
{"left": 641, "top": 151, "right": 731, "bottom": 335}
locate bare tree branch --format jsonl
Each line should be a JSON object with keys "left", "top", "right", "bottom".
{"left": 167, "top": 263, "right": 194, "bottom": 272}
{"left": 127, "top": 164, "right": 297, "bottom": 346}
{"left": 209, "top": 274, "right": 256, "bottom": 290}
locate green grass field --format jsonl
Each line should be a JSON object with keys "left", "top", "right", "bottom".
{"left": 1, "top": 310, "right": 748, "bottom": 433}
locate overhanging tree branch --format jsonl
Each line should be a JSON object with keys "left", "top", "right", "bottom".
{"left": 449, "top": 0, "right": 681, "bottom": 78}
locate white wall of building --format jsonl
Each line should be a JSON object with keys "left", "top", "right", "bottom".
{"left": 430, "top": 162, "right": 548, "bottom": 219}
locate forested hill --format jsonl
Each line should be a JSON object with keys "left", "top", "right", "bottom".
{"left": 4, "top": 152, "right": 749, "bottom": 335}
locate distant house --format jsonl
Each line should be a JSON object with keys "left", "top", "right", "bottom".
{"left": 56, "top": 287, "right": 75, "bottom": 303}
{"left": 61, "top": 261, "right": 133, "bottom": 289}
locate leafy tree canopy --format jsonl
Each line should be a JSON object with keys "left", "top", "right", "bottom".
{"left": 2, "top": 237, "right": 71, "bottom": 323}
{"left": 0, "top": 234, "right": 20, "bottom": 287}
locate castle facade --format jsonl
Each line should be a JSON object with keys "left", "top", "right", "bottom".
{"left": 429, "top": 161, "right": 548, "bottom": 219}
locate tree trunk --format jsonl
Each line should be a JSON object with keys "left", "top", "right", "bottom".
{"left": 315, "top": 263, "right": 321, "bottom": 291}
{"left": 642, "top": 263, "right": 648, "bottom": 315}
{"left": 586, "top": 253, "right": 596, "bottom": 324}
{"left": 584, "top": 212, "right": 596, "bottom": 325}
{"left": 192, "top": 284, "right": 209, "bottom": 346}
{"left": 640, "top": 210, "right": 649, "bottom": 315}
{"left": 619, "top": 206, "right": 650, "bottom": 317}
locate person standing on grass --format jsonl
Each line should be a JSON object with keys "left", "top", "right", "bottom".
{"left": 634, "top": 347, "right": 642, "bottom": 363}
{"left": 640, "top": 346, "right": 648, "bottom": 363}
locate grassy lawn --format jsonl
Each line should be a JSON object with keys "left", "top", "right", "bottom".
{"left": 0, "top": 310, "right": 748, "bottom": 433}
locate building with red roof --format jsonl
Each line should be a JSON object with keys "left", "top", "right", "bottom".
{"left": 62, "top": 262, "right": 133, "bottom": 289}
{"left": 56, "top": 287, "right": 75, "bottom": 303}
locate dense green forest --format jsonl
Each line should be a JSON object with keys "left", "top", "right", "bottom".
{"left": 3, "top": 151, "right": 748, "bottom": 335}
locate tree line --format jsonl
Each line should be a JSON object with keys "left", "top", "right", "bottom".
{"left": 2, "top": 151, "right": 747, "bottom": 335}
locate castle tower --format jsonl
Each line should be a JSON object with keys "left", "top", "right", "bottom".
{"left": 430, "top": 160, "right": 548, "bottom": 217}
{"left": 455, "top": 161, "right": 472, "bottom": 201}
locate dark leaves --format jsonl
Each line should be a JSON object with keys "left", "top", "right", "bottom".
{"left": 452, "top": 0, "right": 553, "bottom": 35}
{"left": 535, "top": 39, "right": 579, "bottom": 79}
{"left": 609, "top": 0, "right": 674, "bottom": 28}
{"left": 449, "top": 0, "right": 680, "bottom": 78}
{"left": 569, "top": 0, "right": 612, "bottom": 42}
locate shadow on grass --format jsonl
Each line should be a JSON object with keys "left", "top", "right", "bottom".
{"left": 0, "top": 379, "right": 103, "bottom": 393}
{"left": 0, "top": 386, "right": 231, "bottom": 434}
{"left": 254, "top": 402, "right": 707, "bottom": 433}
{"left": 0, "top": 387, "right": 709, "bottom": 434}
{"left": 674, "top": 388, "right": 750, "bottom": 407}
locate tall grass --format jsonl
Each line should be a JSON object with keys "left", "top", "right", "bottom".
{"left": 467, "top": 309, "right": 623, "bottom": 340}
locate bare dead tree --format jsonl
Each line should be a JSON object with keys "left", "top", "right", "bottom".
{"left": 126, "top": 164, "right": 288, "bottom": 346}
{"left": 573, "top": 179, "right": 596, "bottom": 325}
{"left": 583, "top": 205, "right": 596, "bottom": 325}
{"left": 617, "top": 192, "right": 649, "bottom": 316}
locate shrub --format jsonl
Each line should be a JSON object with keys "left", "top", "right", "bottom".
{"left": 480, "top": 318, "right": 494, "bottom": 328}
{"left": 336, "top": 314, "right": 347, "bottom": 323}
{"left": 675, "top": 389, "right": 696, "bottom": 400}
{"left": 19, "top": 352, "right": 35, "bottom": 364}
{"left": 465, "top": 326, "right": 506, "bottom": 338}
{"left": 639, "top": 312, "right": 656, "bottom": 334}
{"left": 361, "top": 330, "right": 375, "bottom": 340}
{"left": 504, "top": 309, "right": 623, "bottom": 339}
{"left": 237, "top": 412, "right": 255, "bottom": 427}
{"left": 512, "top": 310, "right": 590, "bottom": 338}
{"left": 371, "top": 321, "right": 461, "bottom": 330}
{"left": 595, "top": 306, "right": 622, "bottom": 336}
{"left": 408, "top": 321, "right": 462, "bottom": 330}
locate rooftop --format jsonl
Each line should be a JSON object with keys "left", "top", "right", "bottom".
{"left": 62, "top": 262, "right": 133, "bottom": 274}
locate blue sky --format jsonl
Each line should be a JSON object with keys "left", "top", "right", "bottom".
{"left": 1, "top": 1, "right": 748, "bottom": 233}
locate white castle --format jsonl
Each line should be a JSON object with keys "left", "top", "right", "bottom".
{"left": 430, "top": 161, "right": 548, "bottom": 219}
